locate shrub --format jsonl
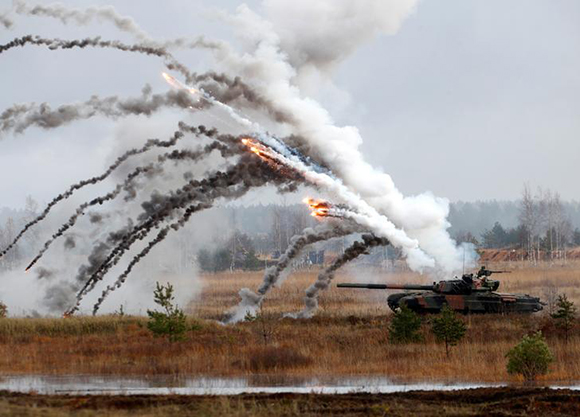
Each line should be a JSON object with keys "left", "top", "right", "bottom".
{"left": 245, "top": 307, "right": 275, "bottom": 346}
{"left": 506, "top": 331, "right": 553, "bottom": 382}
{"left": 551, "top": 294, "right": 576, "bottom": 344}
{"left": 430, "top": 305, "right": 466, "bottom": 357}
{"left": 147, "top": 282, "right": 187, "bottom": 342}
{"left": 0, "top": 301, "right": 7, "bottom": 318}
{"left": 388, "top": 304, "right": 423, "bottom": 344}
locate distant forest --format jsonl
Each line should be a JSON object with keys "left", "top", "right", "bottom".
{"left": 1, "top": 189, "right": 580, "bottom": 272}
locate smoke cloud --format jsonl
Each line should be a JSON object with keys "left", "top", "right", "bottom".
{"left": 0, "top": 12, "right": 12, "bottom": 29}
{"left": 264, "top": 0, "right": 418, "bottom": 73}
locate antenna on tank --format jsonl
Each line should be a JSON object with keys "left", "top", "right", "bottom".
{"left": 462, "top": 246, "right": 466, "bottom": 275}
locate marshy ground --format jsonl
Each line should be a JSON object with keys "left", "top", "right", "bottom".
{"left": 1, "top": 388, "right": 579, "bottom": 416}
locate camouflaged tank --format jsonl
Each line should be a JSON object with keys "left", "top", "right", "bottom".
{"left": 337, "top": 267, "right": 544, "bottom": 314}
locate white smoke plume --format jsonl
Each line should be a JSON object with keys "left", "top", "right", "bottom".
{"left": 264, "top": 0, "right": 418, "bottom": 74}
{"left": 0, "top": 11, "right": 13, "bottom": 29}
{"left": 208, "top": 1, "right": 472, "bottom": 275}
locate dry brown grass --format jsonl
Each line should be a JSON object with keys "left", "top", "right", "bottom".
{"left": 191, "top": 261, "right": 580, "bottom": 319}
{"left": 0, "top": 262, "right": 578, "bottom": 382}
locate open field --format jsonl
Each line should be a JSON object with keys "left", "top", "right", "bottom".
{"left": 1, "top": 388, "right": 579, "bottom": 416}
{"left": 0, "top": 263, "right": 579, "bottom": 382}
{"left": 190, "top": 261, "right": 580, "bottom": 319}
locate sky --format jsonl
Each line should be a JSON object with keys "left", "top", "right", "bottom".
{"left": 0, "top": 0, "right": 579, "bottom": 209}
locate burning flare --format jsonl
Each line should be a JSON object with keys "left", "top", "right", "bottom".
{"left": 303, "top": 197, "right": 339, "bottom": 218}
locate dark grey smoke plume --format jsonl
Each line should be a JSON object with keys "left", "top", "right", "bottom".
{"left": 0, "top": 35, "right": 193, "bottom": 81}
{"left": 0, "top": 35, "right": 285, "bottom": 128}
{"left": 44, "top": 281, "right": 77, "bottom": 312}
{"left": 91, "top": 201, "right": 212, "bottom": 315}
{"left": 224, "top": 221, "right": 358, "bottom": 323}
{"left": 0, "top": 86, "right": 207, "bottom": 136}
{"left": 9, "top": 3, "right": 290, "bottom": 122}
{"left": 0, "top": 128, "right": 191, "bottom": 262}
{"left": 23, "top": 128, "right": 229, "bottom": 271}
{"left": 291, "top": 234, "right": 390, "bottom": 319}
{"left": 195, "top": 72, "right": 293, "bottom": 124}
{"left": 13, "top": 0, "right": 226, "bottom": 54}
{"left": 67, "top": 152, "right": 300, "bottom": 315}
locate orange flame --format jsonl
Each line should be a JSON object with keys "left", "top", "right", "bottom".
{"left": 303, "top": 197, "right": 332, "bottom": 217}
{"left": 240, "top": 137, "right": 274, "bottom": 160}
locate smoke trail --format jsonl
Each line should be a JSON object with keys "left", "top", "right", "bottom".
{"left": 67, "top": 153, "right": 300, "bottom": 314}
{"left": 0, "top": 126, "right": 201, "bottom": 261}
{"left": 291, "top": 234, "right": 390, "bottom": 319}
{"left": 65, "top": 140, "right": 248, "bottom": 311}
{"left": 23, "top": 133, "right": 231, "bottom": 271}
{"left": 14, "top": 0, "right": 151, "bottom": 41}
{"left": 165, "top": 68, "right": 434, "bottom": 271}
{"left": 0, "top": 72, "right": 282, "bottom": 137}
{"left": 0, "top": 86, "right": 208, "bottom": 136}
{"left": 0, "top": 35, "right": 193, "bottom": 81}
{"left": 166, "top": 73, "right": 431, "bottom": 269}
{"left": 89, "top": 200, "right": 212, "bottom": 315}
{"left": 194, "top": 72, "right": 293, "bottom": 124}
{"left": 9, "top": 2, "right": 287, "bottom": 121}
{"left": 13, "top": 0, "right": 227, "bottom": 54}
{"left": 224, "top": 221, "right": 358, "bottom": 323}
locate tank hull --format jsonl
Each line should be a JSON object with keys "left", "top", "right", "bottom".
{"left": 388, "top": 292, "right": 543, "bottom": 314}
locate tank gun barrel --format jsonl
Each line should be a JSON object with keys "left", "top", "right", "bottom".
{"left": 337, "top": 283, "right": 434, "bottom": 290}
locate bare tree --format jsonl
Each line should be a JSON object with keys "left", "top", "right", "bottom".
{"left": 519, "top": 183, "right": 538, "bottom": 264}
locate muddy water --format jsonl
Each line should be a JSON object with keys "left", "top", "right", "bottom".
{"left": 0, "top": 375, "right": 577, "bottom": 395}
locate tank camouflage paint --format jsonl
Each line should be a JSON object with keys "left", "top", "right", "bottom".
{"left": 337, "top": 267, "right": 544, "bottom": 314}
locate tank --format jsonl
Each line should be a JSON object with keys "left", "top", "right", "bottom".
{"left": 337, "top": 267, "right": 544, "bottom": 314}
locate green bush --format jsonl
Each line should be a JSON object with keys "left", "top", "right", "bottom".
{"left": 506, "top": 331, "right": 553, "bottom": 382}
{"left": 430, "top": 305, "right": 466, "bottom": 357}
{"left": 388, "top": 304, "right": 423, "bottom": 344}
{"left": 147, "top": 282, "right": 187, "bottom": 342}
{"left": 0, "top": 301, "right": 7, "bottom": 318}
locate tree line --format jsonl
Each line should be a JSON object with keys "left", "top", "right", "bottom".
{"left": 454, "top": 186, "right": 580, "bottom": 259}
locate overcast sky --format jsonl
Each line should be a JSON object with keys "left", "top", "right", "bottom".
{"left": 0, "top": 0, "right": 579, "bottom": 209}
